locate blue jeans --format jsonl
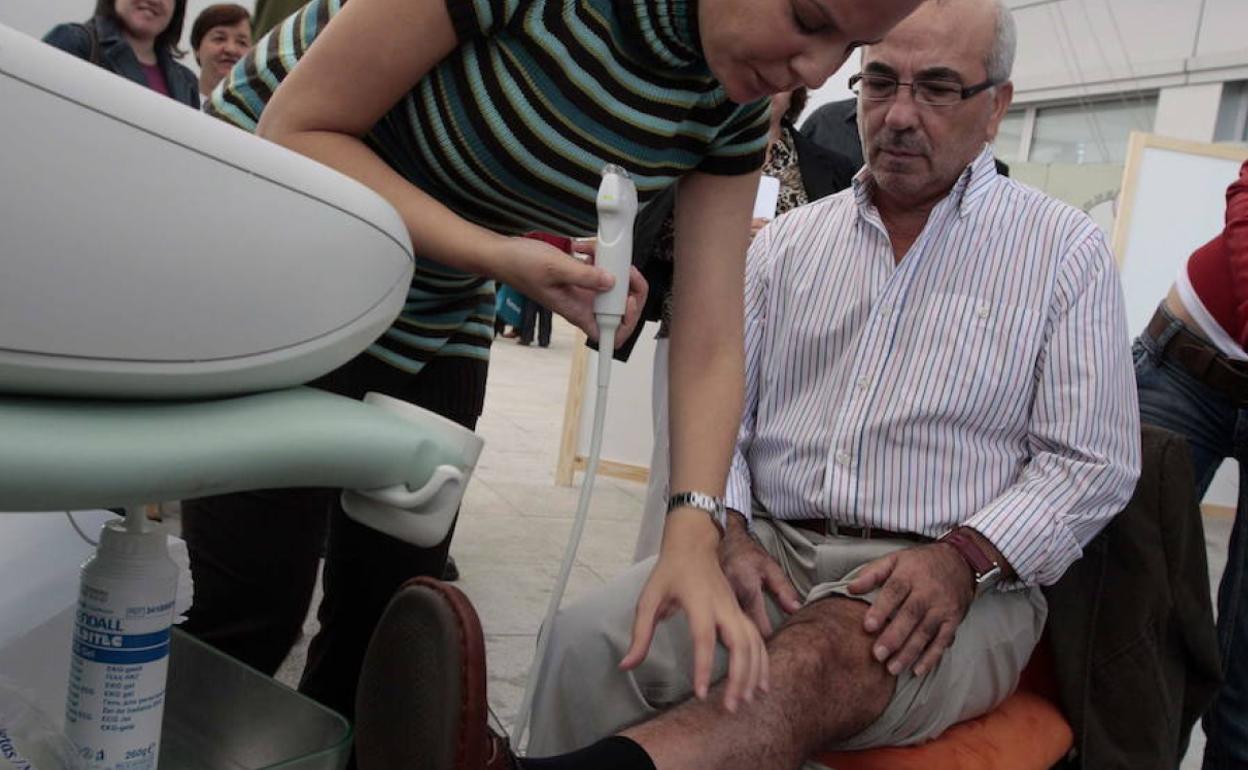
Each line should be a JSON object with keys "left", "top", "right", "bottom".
{"left": 1135, "top": 309, "right": 1248, "bottom": 769}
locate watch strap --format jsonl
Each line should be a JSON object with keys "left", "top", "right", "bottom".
{"left": 667, "top": 491, "right": 727, "bottom": 535}
{"left": 940, "top": 529, "right": 1002, "bottom": 595}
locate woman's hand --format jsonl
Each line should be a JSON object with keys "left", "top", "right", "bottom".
{"left": 619, "top": 510, "right": 769, "bottom": 713}
{"left": 570, "top": 237, "right": 597, "bottom": 258}
{"left": 488, "top": 236, "right": 646, "bottom": 345}
{"left": 619, "top": 171, "right": 760, "bottom": 711}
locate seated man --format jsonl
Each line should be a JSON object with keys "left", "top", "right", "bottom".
{"left": 363, "top": 1, "right": 1141, "bottom": 768}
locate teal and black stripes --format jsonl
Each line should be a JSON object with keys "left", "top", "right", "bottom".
{"left": 208, "top": 0, "right": 768, "bottom": 375}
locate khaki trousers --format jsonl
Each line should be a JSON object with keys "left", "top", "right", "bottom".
{"left": 527, "top": 517, "right": 1047, "bottom": 765}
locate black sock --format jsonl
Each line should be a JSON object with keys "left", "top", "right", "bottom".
{"left": 519, "top": 736, "right": 656, "bottom": 770}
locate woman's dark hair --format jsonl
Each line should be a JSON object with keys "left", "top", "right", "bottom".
{"left": 191, "top": 4, "right": 251, "bottom": 53}
{"left": 784, "top": 87, "right": 809, "bottom": 125}
{"left": 94, "top": 0, "right": 189, "bottom": 58}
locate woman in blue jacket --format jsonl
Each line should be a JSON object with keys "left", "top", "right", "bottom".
{"left": 44, "top": 0, "right": 199, "bottom": 109}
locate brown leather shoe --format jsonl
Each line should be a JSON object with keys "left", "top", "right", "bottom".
{"left": 355, "top": 577, "right": 519, "bottom": 770}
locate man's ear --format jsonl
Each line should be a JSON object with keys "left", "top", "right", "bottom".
{"left": 985, "top": 80, "right": 1014, "bottom": 141}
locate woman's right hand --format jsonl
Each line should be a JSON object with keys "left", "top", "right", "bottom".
{"left": 619, "top": 515, "right": 770, "bottom": 713}
{"left": 488, "top": 235, "right": 647, "bottom": 345}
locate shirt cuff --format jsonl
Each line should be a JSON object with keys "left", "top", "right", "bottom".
{"left": 725, "top": 465, "right": 753, "bottom": 525}
{"left": 962, "top": 495, "right": 1085, "bottom": 588}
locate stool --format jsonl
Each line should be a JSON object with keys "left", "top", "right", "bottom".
{"left": 813, "top": 642, "right": 1071, "bottom": 770}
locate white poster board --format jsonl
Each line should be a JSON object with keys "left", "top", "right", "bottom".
{"left": 1112, "top": 132, "right": 1248, "bottom": 511}
{"left": 556, "top": 324, "right": 656, "bottom": 485}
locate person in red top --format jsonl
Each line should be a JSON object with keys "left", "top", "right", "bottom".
{"left": 1135, "top": 158, "right": 1248, "bottom": 769}
{"left": 518, "top": 233, "right": 568, "bottom": 348}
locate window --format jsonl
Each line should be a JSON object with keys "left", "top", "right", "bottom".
{"left": 1215, "top": 81, "right": 1248, "bottom": 143}
{"left": 1028, "top": 95, "right": 1158, "bottom": 164}
{"left": 993, "top": 110, "right": 1026, "bottom": 162}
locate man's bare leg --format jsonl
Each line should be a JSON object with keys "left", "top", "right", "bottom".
{"left": 621, "top": 597, "right": 894, "bottom": 770}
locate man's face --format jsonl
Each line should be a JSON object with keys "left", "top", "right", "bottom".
{"left": 698, "top": 0, "right": 922, "bottom": 104}
{"left": 857, "top": 0, "right": 1012, "bottom": 206}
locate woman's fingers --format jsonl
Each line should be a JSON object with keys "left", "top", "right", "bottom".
{"left": 620, "top": 586, "right": 664, "bottom": 671}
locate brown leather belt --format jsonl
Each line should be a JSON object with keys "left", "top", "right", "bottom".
{"left": 787, "top": 519, "right": 932, "bottom": 544}
{"left": 1147, "top": 308, "right": 1248, "bottom": 406}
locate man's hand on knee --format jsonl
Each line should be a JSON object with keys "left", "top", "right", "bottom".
{"left": 847, "top": 543, "right": 974, "bottom": 677}
{"left": 719, "top": 512, "right": 802, "bottom": 637}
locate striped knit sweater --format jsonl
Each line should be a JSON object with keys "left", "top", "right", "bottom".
{"left": 208, "top": 0, "right": 769, "bottom": 376}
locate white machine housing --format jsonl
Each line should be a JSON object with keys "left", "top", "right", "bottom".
{"left": 0, "top": 23, "right": 413, "bottom": 399}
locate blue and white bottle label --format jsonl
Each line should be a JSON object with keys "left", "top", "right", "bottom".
{"left": 66, "top": 578, "right": 175, "bottom": 770}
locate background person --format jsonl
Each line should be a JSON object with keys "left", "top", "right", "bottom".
{"left": 250, "top": 0, "right": 303, "bottom": 38}
{"left": 190, "top": 3, "right": 251, "bottom": 104}
{"left": 517, "top": 233, "right": 568, "bottom": 349}
{"left": 44, "top": 0, "right": 198, "bottom": 108}
{"left": 799, "top": 96, "right": 866, "bottom": 168}
{"left": 1134, "top": 159, "right": 1248, "bottom": 770}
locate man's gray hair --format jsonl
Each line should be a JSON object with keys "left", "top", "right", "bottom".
{"left": 985, "top": 0, "right": 1017, "bottom": 84}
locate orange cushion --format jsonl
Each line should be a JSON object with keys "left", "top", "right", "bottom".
{"left": 813, "top": 690, "right": 1073, "bottom": 770}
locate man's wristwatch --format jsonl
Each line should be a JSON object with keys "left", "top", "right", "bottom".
{"left": 666, "top": 491, "right": 727, "bottom": 535}
{"left": 939, "top": 529, "right": 1002, "bottom": 597}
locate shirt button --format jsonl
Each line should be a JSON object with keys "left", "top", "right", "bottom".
{"left": 835, "top": 450, "right": 853, "bottom": 467}
{"left": 879, "top": 306, "right": 892, "bottom": 318}
{"left": 976, "top": 304, "right": 990, "bottom": 319}
{"left": 856, "top": 377, "right": 869, "bottom": 391}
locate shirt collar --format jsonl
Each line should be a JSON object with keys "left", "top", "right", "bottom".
{"left": 615, "top": 0, "right": 703, "bottom": 68}
{"left": 956, "top": 145, "right": 1000, "bottom": 216}
{"left": 852, "top": 144, "right": 999, "bottom": 219}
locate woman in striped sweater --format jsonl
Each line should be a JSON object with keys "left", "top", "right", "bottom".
{"left": 191, "top": 0, "right": 921, "bottom": 726}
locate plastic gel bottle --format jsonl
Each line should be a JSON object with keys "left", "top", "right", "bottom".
{"left": 65, "top": 510, "right": 177, "bottom": 770}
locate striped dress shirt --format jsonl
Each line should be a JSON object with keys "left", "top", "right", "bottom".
{"left": 725, "top": 147, "right": 1141, "bottom": 587}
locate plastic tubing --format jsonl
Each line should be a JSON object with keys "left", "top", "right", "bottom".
{"left": 512, "top": 166, "right": 636, "bottom": 748}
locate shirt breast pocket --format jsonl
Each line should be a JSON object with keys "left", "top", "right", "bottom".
{"left": 913, "top": 293, "right": 1045, "bottom": 430}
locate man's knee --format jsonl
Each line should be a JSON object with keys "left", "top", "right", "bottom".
{"left": 768, "top": 597, "right": 895, "bottom": 741}
{"left": 777, "top": 597, "right": 881, "bottom": 671}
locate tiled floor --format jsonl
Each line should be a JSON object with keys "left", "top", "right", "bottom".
{"left": 271, "top": 315, "right": 1233, "bottom": 768}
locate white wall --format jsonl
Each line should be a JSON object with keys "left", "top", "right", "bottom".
{"left": 805, "top": 1, "right": 1248, "bottom": 123}
{"left": 0, "top": 0, "right": 255, "bottom": 76}
{"left": 1008, "top": 0, "right": 1248, "bottom": 105}
{"left": 804, "top": 1, "right": 1248, "bottom": 138}
{"left": 1154, "top": 83, "right": 1224, "bottom": 142}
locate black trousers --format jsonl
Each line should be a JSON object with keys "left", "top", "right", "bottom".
{"left": 520, "top": 299, "right": 552, "bottom": 347}
{"left": 180, "top": 351, "right": 485, "bottom": 723}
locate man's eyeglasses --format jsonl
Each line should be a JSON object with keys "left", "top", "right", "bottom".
{"left": 848, "top": 73, "right": 995, "bottom": 107}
